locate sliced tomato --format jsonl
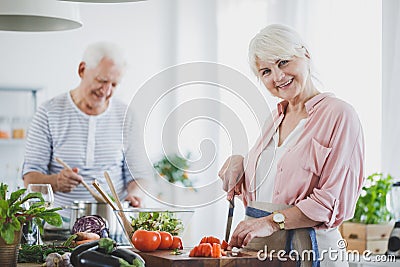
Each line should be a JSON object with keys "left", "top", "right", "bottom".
{"left": 199, "top": 236, "right": 221, "bottom": 245}
{"left": 208, "top": 236, "right": 221, "bottom": 245}
{"left": 189, "top": 246, "right": 197, "bottom": 257}
{"left": 200, "top": 243, "right": 212, "bottom": 257}
{"left": 212, "top": 243, "right": 222, "bottom": 258}
{"left": 195, "top": 245, "right": 202, "bottom": 257}
{"left": 221, "top": 240, "right": 229, "bottom": 250}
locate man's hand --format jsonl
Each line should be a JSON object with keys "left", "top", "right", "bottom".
{"left": 56, "top": 167, "right": 83, "bottom": 193}
{"left": 126, "top": 179, "right": 145, "bottom": 207}
{"left": 124, "top": 195, "right": 141, "bottom": 207}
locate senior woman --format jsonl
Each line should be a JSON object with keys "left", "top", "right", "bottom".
{"left": 219, "top": 24, "right": 364, "bottom": 266}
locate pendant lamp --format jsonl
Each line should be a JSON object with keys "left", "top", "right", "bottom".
{"left": 0, "top": 0, "right": 82, "bottom": 32}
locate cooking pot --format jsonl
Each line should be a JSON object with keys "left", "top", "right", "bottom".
{"left": 69, "top": 201, "right": 129, "bottom": 242}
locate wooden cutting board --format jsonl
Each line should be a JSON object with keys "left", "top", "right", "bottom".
{"left": 132, "top": 248, "right": 297, "bottom": 267}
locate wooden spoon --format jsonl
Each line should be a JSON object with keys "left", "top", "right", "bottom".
{"left": 93, "top": 178, "right": 134, "bottom": 240}
{"left": 91, "top": 180, "right": 118, "bottom": 210}
{"left": 103, "top": 171, "right": 135, "bottom": 239}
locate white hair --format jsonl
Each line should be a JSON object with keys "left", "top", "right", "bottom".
{"left": 248, "top": 24, "right": 310, "bottom": 76}
{"left": 82, "top": 41, "right": 127, "bottom": 71}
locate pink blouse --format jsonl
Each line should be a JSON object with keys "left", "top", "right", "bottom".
{"left": 242, "top": 93, "right": 365, "bottom": 229}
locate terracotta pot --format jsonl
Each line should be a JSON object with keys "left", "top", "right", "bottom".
{"left": 0, "top": 228, "right": 22, "bottom": 267}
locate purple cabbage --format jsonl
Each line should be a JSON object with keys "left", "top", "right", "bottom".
{"left": 71, "top": 215, "right": 109, "bottom": 237}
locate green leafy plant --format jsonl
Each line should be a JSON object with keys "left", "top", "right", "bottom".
{"left": 130, "top": 211, "right": 184, "bottom": 236}
{"left": 351, "top": 173, "right": 394, "bottom": 224}
{"left": 153, "top": 154, "right": 194, "bottom": 188}
{"left": 0, "top": 183, "right": 62, "bottom": 244}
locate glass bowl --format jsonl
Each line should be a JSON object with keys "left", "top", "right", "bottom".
{"left": 113, "top": 208, "right": 194, "bottom": 246}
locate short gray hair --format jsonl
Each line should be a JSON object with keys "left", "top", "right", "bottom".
{"left": 82, "top": 41, "right": 127, "bottom": 71}
{"left": 248, "top": 24, "right": 310, "bottom": 76}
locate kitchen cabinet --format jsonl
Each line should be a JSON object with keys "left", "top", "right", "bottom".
{"left": 0, "top": 87, "right": 41, "bottom": 190}
{"left": 348, "top": 257, "right": 399, "bottom": 266}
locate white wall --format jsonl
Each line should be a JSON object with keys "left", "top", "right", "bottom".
{"left": 382, "top": 0, "right": 400, "bottom": 181}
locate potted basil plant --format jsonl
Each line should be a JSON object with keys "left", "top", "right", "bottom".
{"left": 341, "top": 173, "right": 395, "bottom": 254}
{"left": 0, "top": 182, "right": 62, "bottom": 266}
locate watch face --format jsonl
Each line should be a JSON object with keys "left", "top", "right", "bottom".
{"left": 273, "top": 213, "right": 285, "bottom": 223}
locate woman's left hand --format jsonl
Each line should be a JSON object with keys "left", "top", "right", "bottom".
{"left": 229, "top": 215, "right": 279, "bottom": 248}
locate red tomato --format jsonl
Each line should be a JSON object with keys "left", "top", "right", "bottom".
{"left": 169, "top": 236, "right": 183, "bottom": 249}
{"left": 212, "top": 243, "right": 222, "bottom": 258}
{"left": 200, "top": 236, "right": 220, "bottom": 245}
{"left": 200, "top": 243, "right": 212, "bottom": 257}
{"left": 158, "top": 231, "right": 173, "bottom": 249}
{"left": 132, "top": 230, "right": 161, "bottom": 252}
{"left": 221, "top": 240, "right": 229, "bottom": 250}
{"left": 189, "top": 246, "right": 197, "bottom": 257}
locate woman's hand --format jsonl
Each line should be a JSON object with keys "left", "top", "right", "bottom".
{"left": 229, "top": 215, "right": 279, "bottom": 248}
{"left": 218, "top": 155, "right": 244, "bottom": 200}
{"left": 56, "top": 167, "right": 83, "bottom": 193}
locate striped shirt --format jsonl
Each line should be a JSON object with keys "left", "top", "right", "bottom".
{"left": 22, "top": 92, "right": 149, "bottom": 216}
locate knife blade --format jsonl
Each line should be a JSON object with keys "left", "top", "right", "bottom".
{"left": 225, "top": 197, "right": 235, "bottom": 242}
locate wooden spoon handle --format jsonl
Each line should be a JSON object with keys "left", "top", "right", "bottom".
{"left": 104, "top": 171, "right": 124, "bottom": 210}
{"left": 93, "top": 179, "right": 134, "bottom": 239}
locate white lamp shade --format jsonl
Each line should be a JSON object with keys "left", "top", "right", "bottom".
{"left": 59, "top": 0, "right": 145, "bottom": 3}
{"left": 0, "top": 0, "right": 82, "bottom": 32}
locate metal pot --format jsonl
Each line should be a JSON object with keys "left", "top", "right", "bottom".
{"left": 69, "top": 201, "right": 128, "bottom": 242}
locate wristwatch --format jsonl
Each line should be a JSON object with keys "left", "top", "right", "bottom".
{"left": 272, "top": 211, "right": 285, "bottom": 230}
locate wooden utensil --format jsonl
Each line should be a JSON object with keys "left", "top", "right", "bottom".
{"left": 103, "top": 171, "right": 124, "bottom": 210}
{"left": 55, "top": 157, "right": 104, "bottom": 203}
{"left": 92, "top": 179, "right": 134, "bottom": 240}
{"left": 91, "top": 180, "right": 118, "bottom": 210}
{"left": 92, "top": 179, "right": 135, "bottom": 240}
{"left": 103, "top": 171, "right": 134, "bottom": 239}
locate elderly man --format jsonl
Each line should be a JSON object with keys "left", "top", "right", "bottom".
{"left": 22, "top": 42, "right": 149, "bottom": 220}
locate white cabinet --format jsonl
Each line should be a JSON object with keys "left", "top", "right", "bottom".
{"left": 348, "top": 256, "right": 398, "bottom": 266}
{"left": 0, "top": 87, "right": 41, "bottom": 190}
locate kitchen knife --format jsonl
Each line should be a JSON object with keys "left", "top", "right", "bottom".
{"left": 225, "top": 196, "right": 235, "bottom": 242}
